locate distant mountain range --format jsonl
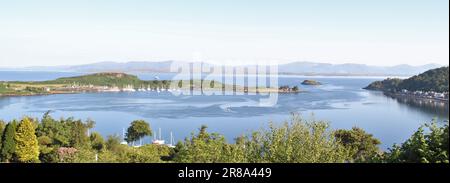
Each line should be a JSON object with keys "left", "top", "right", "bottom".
{"left": 1, "top": 61, "right": 442, "bottom": 76}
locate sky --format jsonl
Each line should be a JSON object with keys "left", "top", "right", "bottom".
{"left": 0, "top": 0, "right": 448, "bottom": 67}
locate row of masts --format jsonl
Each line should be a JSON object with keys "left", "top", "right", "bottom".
{"left": 121, "top": 127, "right": 175, "bottom": 148}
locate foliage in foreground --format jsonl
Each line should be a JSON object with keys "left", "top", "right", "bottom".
{"left": 173, "top": 116, "right": 384, "bottom": 163}
{"left": 14, "top": 118, "right": 40, "bottom": 162}
{"left": 0, "top": 114, "right": 448, "bottom": 163}
{"left": 383, "top": 121, "right": 449, "bottom": 163}
{"left": 1, "top": 121, "right": 17, "bottom": 162}
{"left": 334, "top": 127, "right": 381, "bottom": 162}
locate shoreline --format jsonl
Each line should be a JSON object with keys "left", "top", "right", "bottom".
{"left": 384, "top": 92, "right": 449, "bottom": 103}
{"left": 1, "top": 87, "right": 302, "bottom": 98}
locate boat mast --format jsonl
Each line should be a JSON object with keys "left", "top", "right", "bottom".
{"left": 170, "top": 131, "right": 173, "bottom": 146}
{"left": 122, "top": 128, "right": 125, "bottom": 141}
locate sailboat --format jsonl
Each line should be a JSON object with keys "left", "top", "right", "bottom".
{"left": 152, "top": 128, "right": 165, "bottom": 145}
{"left": 167, "top": 131, "right": 175, "bottom": 148}
{"left": 120, "top": 128, "right": 128, "bottom": 145}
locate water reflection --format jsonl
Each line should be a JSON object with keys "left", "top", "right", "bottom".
{"left": 386, "top": 94, "right": 449, "bottom": 119}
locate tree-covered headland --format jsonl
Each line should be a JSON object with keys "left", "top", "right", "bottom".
{"left": 365, "top": 66, "right": 449, "bottom": 93}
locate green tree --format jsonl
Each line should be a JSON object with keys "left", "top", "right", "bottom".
{"left": 36, "top": 114, "right": 71, "bottom": 147}
{"left": 105, "top": 134, "right": 125, "bottom": 152}
{"left": 15, "top": 118, "right": 40, "bottom": 163}
{"left": 384, "top": 121, "right": 449, "bottom": 163}
{"left": 173, "top": 116, "right": 353, "bottom": 163}
{"left": 90, "top": 132, "right": 105, "bottom": 151}
{"left": 334, "top": 127, "right": 381, "bottom": 162}
{"left": 243, "top": 116, "right": 352, "bottom": 163}
{"left": 124, "top": 145, "right": 171, "bottom": 163}
{"left": 1, "top": 121, "right": 17, "bottom": 162}
{"left": 0, "top": 120, "right": 5, "bottom": 150}
{"left": 174, "top": 125, "right": 237, "bottom": 163}
{"left": 126, "top": 120, "right": 152, "bottom": 145}
{"left": 67, "top": 118, "right": 93, "bottom": 148}
{"left": 37, "top": 135, "right": 58, "bottom": 163}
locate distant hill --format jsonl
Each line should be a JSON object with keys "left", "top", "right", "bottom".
{"left": 2, "top": 61, "right": 442, "bottom": 76}
{"left": 67, "top": 61, "right": 174, "bottom": 73}
{"left": 364, "top": 67, "right": 449, "bottom": 93}
{"left": 38, "top": 72, "right": 170, "bottom": 88}
{"left": 18, "top": 61, "right": 174, "bottom": 73}
{"left": 1, "top": 72, "right": 175, "bottom": 96}
{"left": 42, "top": 72, "right": 152, "bottom": 87}
{"left": 278, "top": 62, "right": 441, "bottom": 76}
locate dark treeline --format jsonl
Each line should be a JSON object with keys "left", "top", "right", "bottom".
{"left": 0, "top": 113, "right": 448, "bottom": 163}
{"left": 364, "top": 66, "right": 449, "bottom": 93}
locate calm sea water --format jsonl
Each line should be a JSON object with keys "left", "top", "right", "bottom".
{"left": 1, "top": 71, "right": 448, "bottom": 149}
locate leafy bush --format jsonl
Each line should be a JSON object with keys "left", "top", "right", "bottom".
{"left": 174, "top": 116, "right": 353, "bottom": 163}
{"left": 384, "top": 121, "right": 449, "bottom": 163}
{"left": 334, "top": 127, "right": 381, "bottom": 162}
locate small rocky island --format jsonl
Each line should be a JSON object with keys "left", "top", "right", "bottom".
{"left": 277, "top": 85, "right": 300, "bottom": 93}
{"left": 301, "top": 80, "right": 322, "bottom": 85}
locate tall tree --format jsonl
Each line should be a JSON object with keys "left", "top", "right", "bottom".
{"left": 125, "top": 120, "right": 152, "bottom": 145}
{"left": 90, "top": 132, "right": 105, "bottom": 151}
{"left": 334, "top": 127, "right": 381, "bottom": 162}
{"left": 1, "top": 121, "right": 17, "bottom": 162}
{"left": 105, "top": 134, "right": 123, "bottom": 152}
{"left": 0, "top": 120, "right": 5, "bottom": 150}
{"left": 15, "top": 118, "right": 40, "bottom": 163}
{"left": 68, "top": 118, "right": 92, "bottom": 148}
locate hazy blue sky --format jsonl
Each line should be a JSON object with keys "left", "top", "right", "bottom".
{"left": 0, "top": 0, "right": 448, "bottom": 67}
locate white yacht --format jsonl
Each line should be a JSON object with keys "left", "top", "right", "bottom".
{"left": 120, "top": 128, "right": 128, "bottom": 145}
{"left": 152, "top": 128, "right": 165, "bottom": 145}
{"left": 167, "top": 131, "right": 175, "bottom": 148}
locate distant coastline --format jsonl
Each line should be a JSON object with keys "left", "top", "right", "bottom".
{"left": 0, "top": 72, "right": 301, "bottom": 97}
{"left": 384, "top": 91, "right": 448, "bottom": 103}
{"left": 364, "top": 67, "right": 449, "bottom": 103}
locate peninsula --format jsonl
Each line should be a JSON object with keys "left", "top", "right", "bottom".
{"left": 0, "top": 72, "right": 301, "bottom": 97}
{"left": 364, "top": 67, "right": 449, "bottom": 102}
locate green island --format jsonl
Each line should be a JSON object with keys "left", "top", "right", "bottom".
{"left": 301, "top": 80, "right": 322, "bottom": 85}
{"left": 364, "top": 67, "right": 449, "bottom": 102}
{"left": 0, "top": 72, "right": 301, "bottom": 97}
{"left": 0, "top": 113, "right": 447, "bottom": 163}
